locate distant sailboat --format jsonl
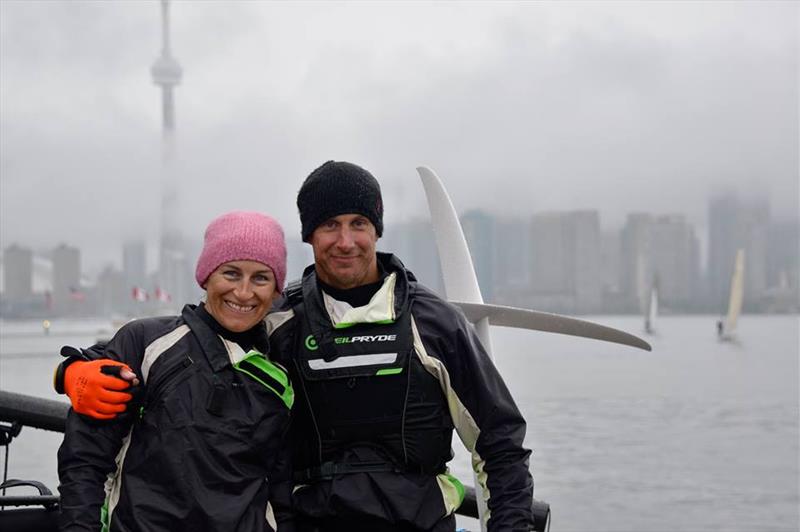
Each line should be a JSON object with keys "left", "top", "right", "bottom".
{"left": 644, "top": 284, "right": 658, "bottom": 335}
{"left": 718, "top": 248, "right": 745, "bottom": 341}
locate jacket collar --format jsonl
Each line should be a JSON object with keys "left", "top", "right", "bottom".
{"left": 300, "top": 252, "right": 412, "bottom": 325}
{"left": 182, "top": 304, "right": 254, "bottom": 373}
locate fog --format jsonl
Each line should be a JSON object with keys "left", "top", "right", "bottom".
{"left": 1, "top": 1, "right": 797, "bottom": 275}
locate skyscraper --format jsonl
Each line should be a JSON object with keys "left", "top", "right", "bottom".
{"left": 529, "top": 210, "right": 603, "bottom": 313}
{"left": 52, "top": 244, "right": 81, "bottom": 315}
{"left": 461, "top": 210, "right": 494, "bottom": 302}
{"left": 764, "top": 220, "right": 800, "bottom": 311}
{"left": 620, "top": 213, "right": 654, "bottom": 312}
{"left": 650, "top": 215, "right": 701, "bottom": 309}
{"left": 708, "top": 193, "right": 769, "bottom": 311}
{"left": 2, "top": 244, "right": 33, "bottom": 301}
{"left": 123, "top": 240, "right": 147, "bottom": 313}
{"left": 621, "top": 213, "right": 701, "bottom": 311}
{"left": 380, "top": 219, "right": 443, "bottom": 296}
{"left": 493, "top": 217, "right": 531, "bottom": 297}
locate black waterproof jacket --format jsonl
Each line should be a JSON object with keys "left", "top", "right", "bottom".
{"left": 57, "top": 304, "right": 293, "bottom": 532}
{"left": 266, "top": 253, "right": 534, "bottom": 531}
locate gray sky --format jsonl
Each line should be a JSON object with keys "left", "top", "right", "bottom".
{"left": 1, "top": 1, "right": 797, "bottom": 275}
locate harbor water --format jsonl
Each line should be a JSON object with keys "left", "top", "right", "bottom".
{"left": 1, "top": 314, "right": 798, "bottom": 531}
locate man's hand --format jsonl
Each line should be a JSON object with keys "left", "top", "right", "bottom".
{"left": 64, "top": 359, "right": 139, "bottom": 419}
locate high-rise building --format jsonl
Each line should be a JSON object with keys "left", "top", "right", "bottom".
{"left": 767, "top": 221, "right": 799, "bottom": 289}
{"left": 530, "top": 213, "right": 568, "bottom": 295}
{"left": 529, "top": 210, "right": 603, "bottom": 313}
{"left": 620, "top": 213, "right": 701, "bottom": 311}
{"left": 600, "top": 230, "right": 622, "bottom": 304}
{"left": 764, "top": 220, "right": 800, "bottom": 311}
{"left": 572, "top": 210, "right": 604, "bottom": 312}
{"left": 461, "top": 210, "right": 494, "bottom": 302}
{"left": 708, "top": 193, "right": 769, "bottom": 311}
{"left": 52, "top": 244, "right": 81, "bottom": 314}
{"left": 96, "top": 266, "right": 127, "bottom": 316}
{"left": 493, "top": 217, "right": 531, "bottom": 297}
{"left": 123, "top": 240, "right": 147, "bottom": 313}
{"left": 2, "top": 244, "right": 33, "bottom": 301}
{"left": 651, "top": 215, "right": 701, "bottom": 309}
{"left": 380, "top": 219, "right": 443, "bottom": 296}
{"left": 620, "top": 213, "right": 654, "bottom": 311}
{"left": 123, "top": 241, "right": 147, "bottom": 291}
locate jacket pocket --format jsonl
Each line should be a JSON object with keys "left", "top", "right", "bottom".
{"left": 144, "top": 355, "right": 194, "bottom": 408}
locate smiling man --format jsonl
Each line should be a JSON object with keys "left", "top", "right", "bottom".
{"left": 265, "top": 161, "right": 536, "bottom": 531}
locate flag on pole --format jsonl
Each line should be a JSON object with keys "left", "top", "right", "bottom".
{"left": 69, "top": 286, "right": 86, "bottom": 302}
{"left": 155, "top": 287, "right": 172, "bottom": 303}
{"left": 132, "top": 287, "right": 148, "bottom": 302}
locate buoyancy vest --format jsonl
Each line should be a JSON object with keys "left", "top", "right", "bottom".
{"left": 287, "top": 276, "right": 454, "bottom": 481}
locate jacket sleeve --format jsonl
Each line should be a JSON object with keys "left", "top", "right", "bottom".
{"left": 57, "top": 323, "right": 145, "bottom": 531}
{"left": 413, "top": 296, "right": 534, "bottom": 531}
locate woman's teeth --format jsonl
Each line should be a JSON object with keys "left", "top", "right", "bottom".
{"left": 225, "top": 301, "right": 255, "bottom": 312}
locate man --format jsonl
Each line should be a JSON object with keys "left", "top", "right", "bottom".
{"left": 56, "top": 161, "right": 536, "bottom": 531}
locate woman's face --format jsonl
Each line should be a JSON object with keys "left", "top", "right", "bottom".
{"left": 203, "top": 260, "right": 277, "bottom": 333}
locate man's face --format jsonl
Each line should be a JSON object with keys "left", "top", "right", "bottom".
{"left": 310, "top": 213, "right": 380, "bottom": 290}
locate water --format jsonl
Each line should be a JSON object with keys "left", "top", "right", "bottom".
{"left": 1, "top": 315, "right": 798, "bottom": 531}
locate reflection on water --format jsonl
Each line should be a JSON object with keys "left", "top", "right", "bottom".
{"left": 1, "top": 315, "right": 798, "bottom": 531}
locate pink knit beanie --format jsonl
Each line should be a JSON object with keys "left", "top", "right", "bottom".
{"left": 195, "top": 211, "right": 287, "bottom": 293}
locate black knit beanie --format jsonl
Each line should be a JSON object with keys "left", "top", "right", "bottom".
{"left": 297, "top": 161, "right": 384, "bottom": 242}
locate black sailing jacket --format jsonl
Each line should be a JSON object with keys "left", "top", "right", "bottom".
{"left": 57, "top": 304, "right": 293, "bottom": 532}
{"left": 266, "top": 253, "right": 535, "bottom": 531}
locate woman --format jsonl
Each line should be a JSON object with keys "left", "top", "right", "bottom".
{"left": 57, "top": 211, "right": 293, "bottom": 532}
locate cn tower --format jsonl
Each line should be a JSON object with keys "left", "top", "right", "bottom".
{"left": 152, "top": 0, "right": 182, "bottom": 134}
{"left": 152, "top": 0, "right": 185, "bottom": 306}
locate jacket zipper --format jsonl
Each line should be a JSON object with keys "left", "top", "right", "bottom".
{"left": 145, "top": 356, "right": 194, "bottom": 409}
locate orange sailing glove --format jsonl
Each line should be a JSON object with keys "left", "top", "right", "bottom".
{"left": 63, "top": 359, "right": 137, "bottom": 419}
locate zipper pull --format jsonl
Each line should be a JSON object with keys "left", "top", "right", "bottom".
{"left": 206, "top": 375, "right": 227, "bottom": 416}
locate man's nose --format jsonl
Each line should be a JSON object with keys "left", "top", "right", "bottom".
{"left": 335, "top": 227, "right": 355, "bottom": 249}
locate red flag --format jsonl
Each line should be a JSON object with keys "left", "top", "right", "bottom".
{"left": 69, "top": 286, "right": 86, "bottom": 302}
{"left": 155, "top": 287, "right": 172, "bottom": 303}
{"left": 132, "top": 287, "right": 148, "bottom": 302}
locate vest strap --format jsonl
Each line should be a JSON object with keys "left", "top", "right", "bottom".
{"left": 293, "top": 460, "right": 403, "bottom": 483}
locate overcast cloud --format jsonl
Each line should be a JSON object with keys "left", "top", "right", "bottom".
{"left": 1, "top": 1, "right": 797, "bottom": 274}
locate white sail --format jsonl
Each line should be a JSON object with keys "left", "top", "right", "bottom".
{"left": 645, "top": 285, "right": 658, "bottom": 335}
{"left": 722, "top": 248, "right": 745, "bottom": 338}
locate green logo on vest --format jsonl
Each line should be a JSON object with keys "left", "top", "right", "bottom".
{"left": 305, "top": 334, "right": 318, "bottom": 351}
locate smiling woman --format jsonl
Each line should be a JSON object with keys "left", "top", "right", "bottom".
{"left": 204, "top": 261, "right": 277, "bottom": 332}
{"left": 54, "top": 211, "right": 294, "bottom": 532}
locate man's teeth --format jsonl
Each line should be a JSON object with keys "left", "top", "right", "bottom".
{"left": 225, "top": 301, "right": 255, "bottom": 312}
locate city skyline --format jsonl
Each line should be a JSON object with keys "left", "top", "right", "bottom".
{"left": 3, "top": 191, "right": 797, "bottom": 318}
{"left": 1, "top": 189, "right": 796, "bottom": 275}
